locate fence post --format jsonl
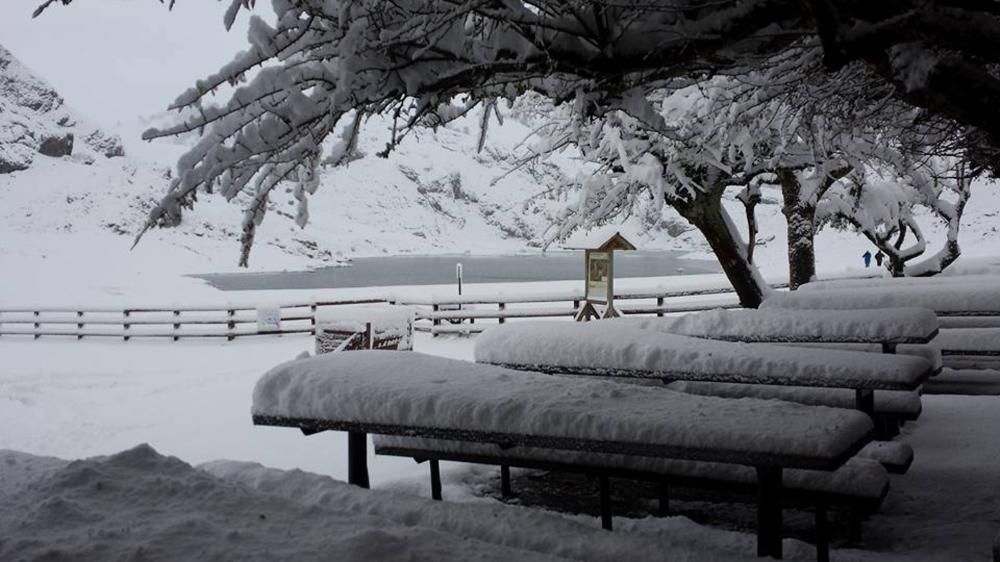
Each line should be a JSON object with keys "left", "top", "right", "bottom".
{"left": 227, "top": 309, "right": 236, "bottom": 341}
{"left": 310, "top": 304, "right": 317, "bottom": 335}
{"left": 173, "top": 310, "right": 180, "bottom": 341}
{"left": 33, "top": 311, "right": 40, "bottom": 340}
{"left": 77, "top": 311, "right": 84, "bottom": 340}
{"left": 657, "top": 296, "right": 665, "bottom": 317}
{"left": 498, "top": 302, "right": 505, "bottom": 324}
{"left": 365, "top": 322, "right": 373, "bottom": 349}
{"left": 122, "top": 310, "right": 130, "bottom": 341}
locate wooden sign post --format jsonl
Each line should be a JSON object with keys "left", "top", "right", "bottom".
{"left": 564, "top": 229, "right": 636, "bottom": 321}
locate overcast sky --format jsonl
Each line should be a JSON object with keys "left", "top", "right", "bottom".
{"left": 0, "top": 0, "right": 255, "bottom": 130}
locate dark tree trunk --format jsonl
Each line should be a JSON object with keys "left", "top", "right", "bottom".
{"left": 675, "top": 193, "right": 765, "bottom": 308}
{"left": 777, "top": 169, "right": 817, "bottom": 290}
{"left": 739, "top": 187, "right": 761, "bottom": 265}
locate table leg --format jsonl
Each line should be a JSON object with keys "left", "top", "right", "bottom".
{"left": 855, "top": 388, "right": 875, "bottom": 415}
{"left": 348, "top": 431, "right": 370, "bottom": 489}
{"left": 815, "top": 501, "right": 829, "bottom": 562}
{"left": 756, "top": 466, "right": 783, "bottom": 559}
{"left": 599, "top": 474, "right": 613, "bottom": 531}
{"left": 430, "top": 459, "right": 442, "bottom": 500}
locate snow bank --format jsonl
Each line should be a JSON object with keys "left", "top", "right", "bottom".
{"left": 0, "top": 444, "right": 570, "bottom": 562}
{"left": 202, "top": 459, "right": 762, "bottom": 561}
{"left": 252, "top": 351, "right": 873, "bottom": 461}
{"left": 474, "top": 323, "right": 932, "bottom": 390}
{"left": 763, "top": 284, "right": 1000, "bottom": 313}
{"left": 608, "top": 307, "right": 938, "bottom": 343}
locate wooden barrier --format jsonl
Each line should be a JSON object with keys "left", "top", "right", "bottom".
{"left": 0, "top": 282, "right": 785, "bottom": 341}
{"left": 398, "top": 285, "right": 766, "bottom": 335}
{"left": 0, "top": 299, "right": 383, "bottom": 341}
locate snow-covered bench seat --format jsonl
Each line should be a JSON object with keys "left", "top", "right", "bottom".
{"left": 934, "top": 328, "right": 1000, "bottom": 369}
{"left": 609, "top": 308, "right": 939, "bottom": 352}
{"left": 375, "top": 435, "right": 889, "bottom": 556}
{"left": 763, "top": 284, "right": 1000, "bottom": 327}
{"left": 252, "top": 351, "right": 874, "bottom": 559}
{"left": 476, "top": 322, "right": 932, "bottom": 403}
{"left": 665, "top": 381, "right": 917, "bottom": 471}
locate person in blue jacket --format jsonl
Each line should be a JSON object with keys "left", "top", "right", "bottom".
{"left": 863, "top": 250, "right": 872, "bottom": 267}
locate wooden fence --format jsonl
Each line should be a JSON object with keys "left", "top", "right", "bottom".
{"left": 398, "top": 285, "right": 774, "bottom": 335}
{"left": 0, "top": 283, "right": 776, "bottom": 341}
{"left": 0, "top": 299, "right": 384, "bottom": 341}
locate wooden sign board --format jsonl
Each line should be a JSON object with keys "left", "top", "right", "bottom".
{"left": 587, "top": 251, "right": 611, "bottom": 303}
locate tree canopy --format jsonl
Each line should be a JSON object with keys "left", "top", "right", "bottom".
{"left": 34, "top": 0, "right": 1000, "bottom": 302}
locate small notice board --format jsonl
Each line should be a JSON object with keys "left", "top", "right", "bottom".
{"left": 563, "top": 228, "right": 636, "bottom": 321}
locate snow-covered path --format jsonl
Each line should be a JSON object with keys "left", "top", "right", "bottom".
{"left": 850, "top": 395, "right": 1000, "bottom": 561}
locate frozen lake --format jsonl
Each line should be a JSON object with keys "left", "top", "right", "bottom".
{"left": 196, "top": 251, "right": 721, "bottom": 291}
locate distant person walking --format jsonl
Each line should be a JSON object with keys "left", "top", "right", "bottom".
{"left": 874, "top": 251, "right": 885, "bottom": 267}
{"left": 863, "top": 250, "right": 872, "bottom": 268}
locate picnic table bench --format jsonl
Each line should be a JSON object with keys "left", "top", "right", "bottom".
{"left": 475, "top": 323, "right": 933, "bottom": 417}
{"left": 608, "top": 307, "right": 939, "bottom": 353}
{"left": 252, "top": 351, "right": 874, "bottom": 560}
{"left": 602, "top": 308, "right": 938, "bottom": 439}
{"left": 764, "top": 283, "right": 1000, "bottom": 329}
{"left": 375, "top": 434, "right": 890, "bottom": 559}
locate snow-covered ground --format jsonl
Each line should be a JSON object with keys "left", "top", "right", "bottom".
{"left": 2, "top": 6, "right": 999, "bottom": 559}
{"left": 1, "top": 332, "right": 998, "bottom": 560}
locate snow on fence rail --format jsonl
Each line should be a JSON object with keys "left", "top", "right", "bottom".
{"left": 401, "top": 284, "right": 787, "bottom": 334}
{"left": 0, "top": 282, "right": 787, "bottom": 341}
{"left": 0, "top": 299, "right": 385, "bottom": 341}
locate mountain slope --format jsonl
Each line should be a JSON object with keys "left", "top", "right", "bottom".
{"left": 0, "top": 43, "right": 123, "bottom": 174}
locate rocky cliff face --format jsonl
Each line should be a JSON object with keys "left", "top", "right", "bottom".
{"left": 0, "top": 43, "right": 124, "bottom": 174}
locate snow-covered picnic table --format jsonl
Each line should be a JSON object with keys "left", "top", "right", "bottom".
{"left": 474, "top": 323, "right": 933, "bottom": 401}
{"left": 252, "top": 351, "right": 873, "bottom": 559}
{"left": 607, "top": 307, "right": 939, "bottom": 349}
{"left": 763, "top": 283, "right": 1000, "bottom": 316}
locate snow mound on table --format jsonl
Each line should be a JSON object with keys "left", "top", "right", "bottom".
{"left": 253, "top": 351, "right": 872, "bottom": 461}
{"left": 474, "top": 322, "right": 931, "bottom": 390}
{"left": 202, "top": 460, "right": 764, "bottom": 561}
{"left": 762, "top": 283, "right": 1000, "bottom": 313}
{"left": 609, "top": 307, "right": 938, "bottom": 342}
{"left": 0, "top": 444, "right": 572, "bottom": 562}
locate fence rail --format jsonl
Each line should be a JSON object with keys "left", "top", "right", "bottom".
{"left": 0, "top": 283, "right": 770, "bottom": 341}
{"left": 0, "top": 299, "right": 384, "bottom": 341}
{"left": 404, "top": 284, "right": 774, "bottom": 335}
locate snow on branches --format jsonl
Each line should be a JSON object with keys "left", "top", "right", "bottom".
{"left": 122, "top": 0, "right": 820, "bottom": 266}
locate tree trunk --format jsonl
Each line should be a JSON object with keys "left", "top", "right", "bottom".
{"left": 777, "top": 169, "right": 817, "bottom": 290}
{"left": 675, "top": 193, "right": 766, "bottom": 308}
{"left": 738, "top": 185, "right": 761, "bottom": 264}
